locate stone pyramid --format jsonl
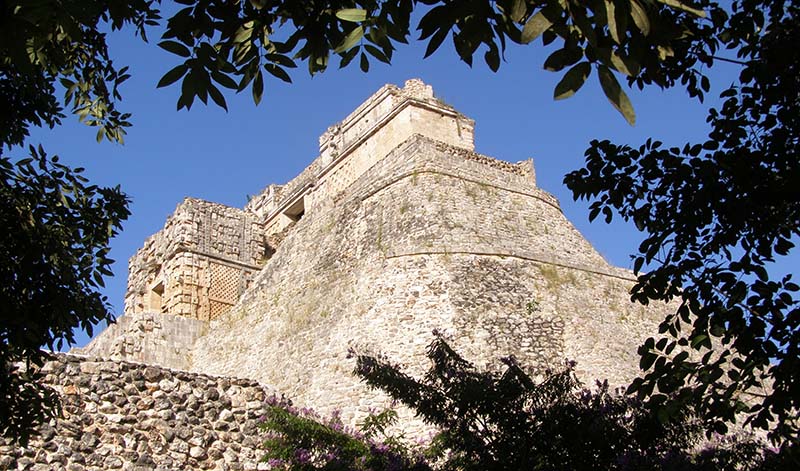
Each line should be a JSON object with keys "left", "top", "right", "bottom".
{"left": 79, "top": 79, "right": 665, "bottom": 428}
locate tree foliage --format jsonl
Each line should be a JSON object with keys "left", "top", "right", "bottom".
{"left": 0, "top": 0, "right": 160, "bottom": 146}
{"left": 155, "top": 0, "right": 712, "bottom": 123}
{"left": 348, "top": 335, "right": 790, "bottom": 470}
{"left": 0, "top": 0, "right": 153, "bottom": 442}
{"left": 0, "top": 146, "right": 129, "bottom": 443}
{"left": 262, "top": 336, "right": 797, "bottom": 469}
{"left": 2, "top": 0, "right": 797, "bottom": 449}
{"left": 565, "top": 1, "right": 799, "bottom": 443}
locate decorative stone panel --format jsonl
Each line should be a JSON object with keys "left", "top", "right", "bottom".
{"left": 124, "top": 198, "right": 264, "bottom": 321}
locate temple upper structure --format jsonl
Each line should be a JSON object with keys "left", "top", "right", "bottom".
{"left": 123, "top": 79, "right": 534, "bottom": 321}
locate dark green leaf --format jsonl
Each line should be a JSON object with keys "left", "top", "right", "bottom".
{"left": 484, "top": 46, "right": 500, "bottom": 72}
{"left": 543, "top": 47, "right": 583, "bottom": 72}
{"left": 207, "top": 84, "right": 227, "bottom": 111}
{"left": 265, "top": 54, "right": 297, "bottom": 69}
{"left": 365, "top": 44, "right": 390, "bottom": 64}
{"left": 610, "top": 51, "right": 640, "bottom": 77}
{"left": 690, "top": 334, "right": 708, "bottom": 349}
{"left": 521, "top": 11, "right": 552, "bottom": 44}
{"left": 510, "top": 0, "right": 527, "bottom": 22}
{"left": 656, "top": 0, "right": 706, "bottom": 17}
{"left": 640, "top": 348, "right": 657, "bottom": 370}
{"left": 424, "top": 27, "right": 449, "bottom": 58}
{"left": 336, "top": 8, "right": 368, "bottom": 23}
{"left": 605, "top": 0, "right": 621, "bottom": 44}
{"left": 633, "top": 256, "right": 644, "bottom": 274}
{"left": 252, "top": 70, "right": 264, "bottom": 105}
{"left": 339, "top": 47, "right": 359, "bottom": 68}
{"left": 157, "top": 64, "right": 189, "bottom": 88}
{"left": 334, "top": 26, "right": 364, "bottom": 53}
{"left": 630, "top": 0, "right": 650, "bottom": 35}
{"left": 418, "top": 5, "right": 450, "bottom": 40}
{"left": 597, "top": 65, "right": 636, "bottom": 125}
{"left": 233, "top": 22, "right": 254, "bottom": 44}
{"left": 265, "top": 64, "right": 291, "bottom": 83}
{"left": 158, "top": 40, "right": 192, "bottom": 58}
{"left": 553, "top": 62, "right": 591, "bottom": 100}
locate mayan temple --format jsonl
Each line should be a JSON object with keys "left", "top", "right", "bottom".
{"left": 2, "top": 80, "right": 668, "bottom": 470}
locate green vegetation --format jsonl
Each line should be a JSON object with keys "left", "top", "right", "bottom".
{"left": 1, "top": 0, "right": 156, "bottom": 443}
{"left": 526, "top": 299, "right": 542, "bottom": 314}
{"left": 565, "top": 0, "right": 799, "bottom": 443}
{"left": 261, "top": 335, "right": 796, "bottom": 470}
{"left": 410, "top": 171, "right": 420, "bottom": 186}
{"left": 463, "top": 182, "right": 480, "bottom": 202}
{"left": 0, "top": 146, "right": 129, "bottom": 443}
{"left": 154, "top": 0, "right": 715, "bottom": 126}
{"left": 261, "top": 396, "right": 430, "bottom": 470}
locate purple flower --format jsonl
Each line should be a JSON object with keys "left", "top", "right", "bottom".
{"left": 373, "top": 443, "right": 390, "bottom": 454}
{"left": 295, "top": 448, "right": 312, "bottom": 464}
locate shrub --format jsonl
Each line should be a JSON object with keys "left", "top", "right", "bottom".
{"left": 260, "top": 395, "right": 430, "bottom": 471}
{"left": 261, "top": 333, "right": 796, "bottom": 470}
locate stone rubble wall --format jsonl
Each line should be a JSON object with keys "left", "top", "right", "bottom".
{"left": 188, "top": 134, "right": 669, "bottom": 436}
{"left": 0, "top": 354, "right": 275, "bottom": 471}
{"left": 73, "top": 312, "right": 207, "bottom": 371}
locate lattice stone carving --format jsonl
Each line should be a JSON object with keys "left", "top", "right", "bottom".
{"left": 208, "top": 262, "right": 241, "bottom": 319}
{"left": 209, "top": 300, "right": 232, "bottom": 320}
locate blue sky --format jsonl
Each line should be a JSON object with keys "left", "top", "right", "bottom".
{"left": 25, "top": 18, "right": 796, "bottom": 348}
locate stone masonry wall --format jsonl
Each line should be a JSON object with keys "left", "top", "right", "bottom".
{"left": 257, "top": 79, "right": 475, "bottom": 239}
{"left": 73, "top": 312, "right": 207, "bottom": 371}
{"left": 75, "top": 80, "right": 671, "bottom": 442}
{"left": 188, "top": 134, "right": 669, "bottom": 435}
{"left": 306, "top": 102, "right": 475, "bottom": 213}
{"left": 243, "top": 185, "right": 283, "bottom": 221}
{"left": 0, "top": 354, "right": 274, "bottom": 471}
{"left": 358, "top": 137, "right": 609, "bottom": 272}
{"left": 317, "top": 79, "right": 473, "bottom": 167}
